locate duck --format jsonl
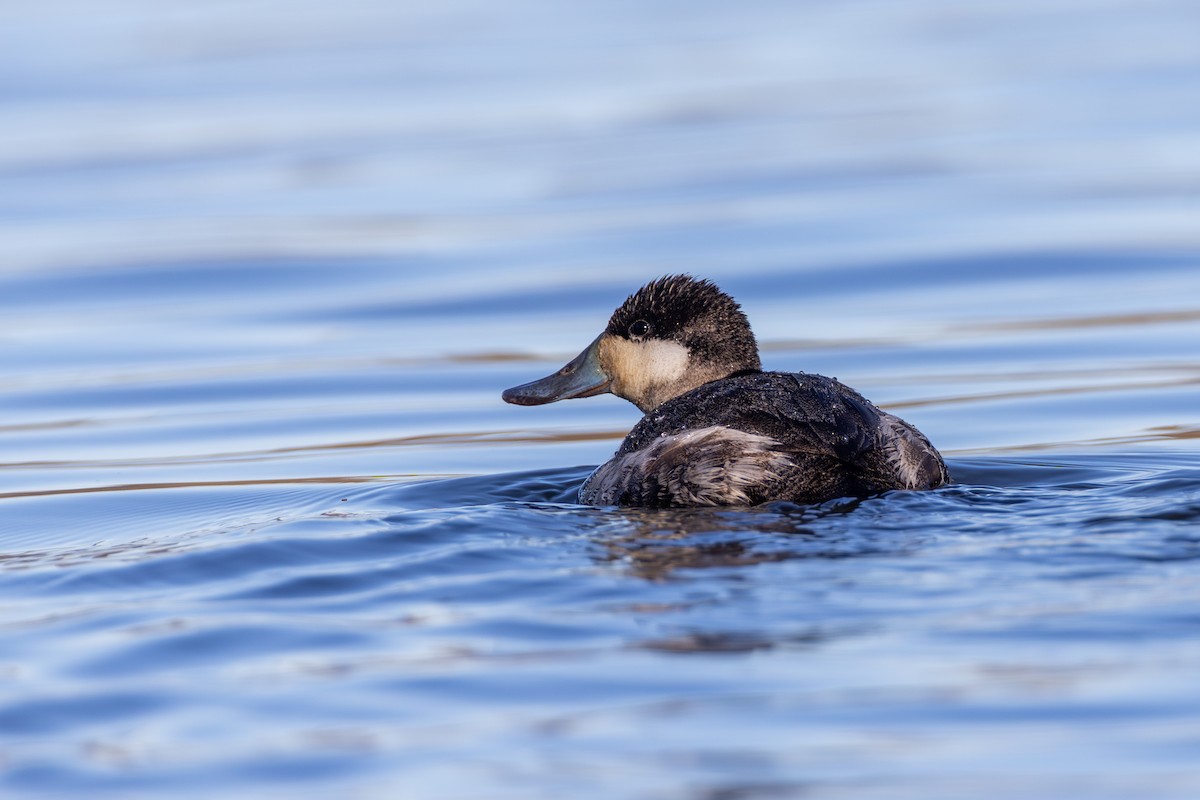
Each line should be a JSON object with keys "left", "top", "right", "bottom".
{"left": 502, "top": 275, "right": 949, "bottom": 507}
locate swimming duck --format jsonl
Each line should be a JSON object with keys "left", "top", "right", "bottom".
{"left": 503, "top": 275, "right": 948, "bottom": 507}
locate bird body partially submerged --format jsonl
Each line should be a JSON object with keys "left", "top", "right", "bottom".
{"left": 503, "top": 275, "right": 948, "bottom": 507}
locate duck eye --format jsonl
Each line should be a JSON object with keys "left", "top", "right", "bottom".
{"left": 629, "top": 320, "right": 651, "bottom": 338}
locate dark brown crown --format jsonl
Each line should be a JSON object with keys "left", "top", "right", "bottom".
{"left": 606, "top": 275, "right": 760, "bottom": 369}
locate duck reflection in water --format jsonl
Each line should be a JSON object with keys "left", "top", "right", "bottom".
{"left": 594, "top": 498, "right": 867, "bottom": 580}
{"left": 504, "top": 275, "right": 948, "bottom": 507}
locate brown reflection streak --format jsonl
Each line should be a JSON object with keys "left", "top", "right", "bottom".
{"left": 757, "top": 310, "right": 1200, "bottom": 356}
{"left": 445, "top": 351, "right": 543, "bottom": 363}
{"left": 957, "top": 308, "right": 1200, "bottom": 333}
{"left": 759, "top": 337, "right": 895, "bottom": 352}
{"left": 0, "top": 475, "right": 388, "bottom": 500}
{"left": 0, "top": 351, "right": 546, "bottom": 394}
{"left": 877, "top": 363, "right": 1200, "bottom": 387}
{"left": 0, "top": 429, "right": 631, "bottom": 472}
{"left": 274, "top": 428, "right": 631, "bottom": 454}
{"left": 887, "top": 374, "right": 1199, "bottom": 411}
{"left": 956, "top": 423, "right": 1200, "bottom": 455}
{"left": 0, "top": 419, "right": 91, "bottom": 434}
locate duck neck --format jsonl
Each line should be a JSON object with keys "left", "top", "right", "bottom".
{"left": 634, "top": 363, "right": 761, "bottom": 413}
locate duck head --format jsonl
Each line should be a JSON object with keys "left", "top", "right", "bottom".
{"left": 502, "top": 275, "right": 761, "bottom": 413}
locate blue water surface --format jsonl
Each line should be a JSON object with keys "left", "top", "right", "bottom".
{"left": 2, "top": 1, "right": 1200, "bottom": 798}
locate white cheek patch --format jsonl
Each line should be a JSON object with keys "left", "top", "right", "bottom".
{"left": 606, "top": 337, "right": 690, "bottom": 401}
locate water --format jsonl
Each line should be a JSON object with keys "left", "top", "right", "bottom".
{"left": 3, "top": 1, "right": 1200, "bottom": 797}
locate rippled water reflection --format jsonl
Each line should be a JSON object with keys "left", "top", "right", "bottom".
{"left": 3, "top": 0, "right": 1200, "bottom": 797}
{"left": 5, "top": 459, "right": 1200, "bottom": 798}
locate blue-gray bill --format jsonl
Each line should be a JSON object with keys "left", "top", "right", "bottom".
{"left": 502, "top": 335, "right": 611, "bottom": 405}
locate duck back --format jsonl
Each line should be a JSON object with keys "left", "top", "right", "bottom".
{"left": 580, "top": 371, "right": 948, "bottom": 507}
